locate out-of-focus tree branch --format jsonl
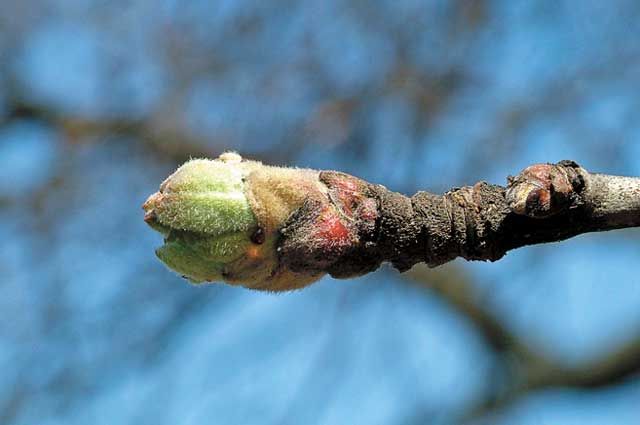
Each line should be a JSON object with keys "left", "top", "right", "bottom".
{"left": 1, "top": 94, "right": 212, "bottom": 162}
{"left": 1, "top": 92, "right": 317, "bottom": 169}
{"left": 404, "top": 264, "right": 640, "bottom": 422}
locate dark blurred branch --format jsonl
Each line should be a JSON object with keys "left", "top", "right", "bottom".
{"left": 2, "top": 97, "right": 211, "bottom": 161}
{"left": 1, "top": 94, "right": 311, "bottom": 169}
{"left": 404, "top": 264, "right": 535, "bottom": 360}
{"left": 468, "top": 333, "right": 640, "bottom": 421}
{"left": 404, "top": 264, "right": 640, "bottom": 422}
{"left": 529, "top": 337, "right": 640, "bottom": 388}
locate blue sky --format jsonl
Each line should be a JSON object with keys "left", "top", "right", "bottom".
{"left": 1, "top": 1, "right": 640, "bottom": 424}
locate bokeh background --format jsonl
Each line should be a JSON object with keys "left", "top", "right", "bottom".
{"left": 2, "top": 1, "right": 640, "bottom": 424}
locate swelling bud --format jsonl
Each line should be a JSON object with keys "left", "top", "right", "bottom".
{"left": 143, "top": 152, "right": 324, "bottom": 291}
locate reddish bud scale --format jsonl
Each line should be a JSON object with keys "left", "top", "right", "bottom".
{"left": 315, "top": 210, "right": 352, "bottom": 243}
{"left": 278, "top": 171, "right": 382, "bottom": 278}
{"left": 506, "top": 161, "right": 585, "bottom": 218}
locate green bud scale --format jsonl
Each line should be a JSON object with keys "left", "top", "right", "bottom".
{"left": 143, "top": 152, "right": 326, "bottom": 291}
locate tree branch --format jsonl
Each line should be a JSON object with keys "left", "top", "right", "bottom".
{"left": 463, "top": 331, "right": 640, "bottom": 422}
{"left": 283, "top": 160, "right": 640, "bottom": 278}
{"left": 143, "top": 155, "right": 640, "bottom": 291}
{"left": 404, "top": 264, "right": 640, "bottom": 423}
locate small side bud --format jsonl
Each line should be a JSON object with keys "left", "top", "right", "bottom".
{"left": 506, "top": 161, "right": 585, "bottom": 218}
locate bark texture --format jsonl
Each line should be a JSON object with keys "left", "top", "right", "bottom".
{"left": 280, "top": 160, "right": 640, "bottom": 279}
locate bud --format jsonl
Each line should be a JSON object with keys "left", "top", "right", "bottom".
{"left": 143, "top": 152, "right": 325, "bottom": 291}
{"left": 506, "top": 161, "right": 584, "bottom": 218}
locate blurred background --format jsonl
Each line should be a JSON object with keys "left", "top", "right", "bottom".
{"left": 2, "top": 0, "right": 640, "bottom": 424}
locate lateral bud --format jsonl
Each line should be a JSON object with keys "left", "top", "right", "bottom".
{"left": 506, "top": 160, "right": 585, "bottom": 218}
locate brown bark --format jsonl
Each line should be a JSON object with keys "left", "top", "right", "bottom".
{"left": 280, "top": 160, "right": 640, "bottom": 279}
